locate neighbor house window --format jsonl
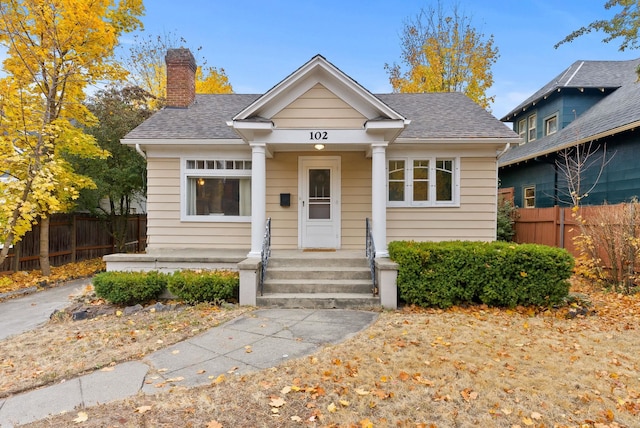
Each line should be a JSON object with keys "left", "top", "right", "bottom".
{"left": 523, "top": 186, "right": 535, "bottom": 208}
{"left": 528, "top": 114, "right": 537, "bottom": 142}
{"left": 387, "top": 157, "right": 459, "bottom": 206}
{"left": 518, "top": 118, "right": 526, "bottom": 141}
{"left": 183, "top": 159, "right": 251, "bottom": 221}
{"left": 545, "top": 114, "right": 558, "bottom": 135}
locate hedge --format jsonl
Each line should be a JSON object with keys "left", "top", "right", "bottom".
{"left": 167, "top": 270, "right": 239, "bottom": 304}
{"left": 388, "top": 241, "right": 574, "bottom": 309}
{"left": 93, "top": 271, "right": 167, "bottom": 305}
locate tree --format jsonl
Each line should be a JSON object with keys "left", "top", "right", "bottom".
{"left": 555, "top": 0, "right": 640, "bottom": 52}
{"left": 70, "top": 86, "right": 153, "bottom": 252}
{"left": 196, "top": 66, "right": 233, "bottom": 94}
{"left": 123, "top": 32, "right": 232, "bottom": 109}
{"left": 386, "top": 1, "right": 498, "bottom": 110}
{"left": 0, "top": 0, "right": 144, "bottom": 274}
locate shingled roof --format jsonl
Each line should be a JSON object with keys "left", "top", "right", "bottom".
{"left": 123, "top": 91, "right": 517, "bottom": 142}
{"left": 499, "top": 58, "right": 640, "bottom": 166}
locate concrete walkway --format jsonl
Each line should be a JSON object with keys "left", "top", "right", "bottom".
{"left": 0, "top": 285, "right": 379, "bottom": 427}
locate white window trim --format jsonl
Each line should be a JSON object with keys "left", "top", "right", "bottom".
{"left": 528, "top": 114, "right": 537, "bottom": 142}
{"left": 523, "top": 185, "right": 535, "bottom": 209}
{"left": 180, "top": 157, "right": 252, "bottom": 222}
{"left": 544, "top": 113, "right": 558, "bottom": 136}
{"left": 518, "top": 118, "right": 526, "bottom": 140}
{"left": 387, "top": 156, "right": 460, "bottom": 207}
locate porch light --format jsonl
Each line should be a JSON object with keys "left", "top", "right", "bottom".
{"left": 314, "top": 144, "right": 325, "bottom": 150}
{"left": 198, "top": 178, "right": 205, "bottom": 186}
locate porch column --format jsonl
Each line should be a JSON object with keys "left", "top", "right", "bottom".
{"left": 248, "top": 143, "right": 266, "bottom": 257}
{"left": 371, "top": 143, "right": 389, "bottom": 257}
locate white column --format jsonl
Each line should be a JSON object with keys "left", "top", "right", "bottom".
{"left": 248, "top": 143, "right": 266, "bottom": 257}
{"left": 371, "top": 144, "right": 389, "bottom": 257}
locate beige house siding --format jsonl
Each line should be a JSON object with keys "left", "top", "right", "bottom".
{"left": 272, "top": 83, "right": 366, "bottom": 129}
{"left": 340, "top": 152, "right": 371, "bottom": 249}
{"left": 266, "top": 151, "right": 372, "bottom": 250}
{"left": 266, "top": 153, "right": 299, "bottom": 249}
{"left": 386, "top": 157, "right": 498, "bottom": 243}
{"left": 146, "top": 157, "right": 251, "bottom": 250}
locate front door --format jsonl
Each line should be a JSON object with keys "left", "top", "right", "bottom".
{"left": 299, "top": 156, "right": 341, "bottom": 249}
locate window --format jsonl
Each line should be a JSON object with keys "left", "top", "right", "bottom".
{"left": 528, "top": 114, "right": 537, "bottom": 142}
{"left": 545, "top": 115, "right": 558, "bottom": 135}
{"left": 518, "top": 118, "right": 526, "bottom": 140}
{"left": 387, "top": 157, "right": 459, "bottom": 206}
{"left": 182, "top": 158, "right": 251, "bottom": 221}
{"left": 523, "top": 186, "right": 535, "bottom": 208}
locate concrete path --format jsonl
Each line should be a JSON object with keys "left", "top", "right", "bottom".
{"left": 0, "top": 297, "right": 378, "bottom": 427}
{"left": 0, "top": 279, "right": 92, "bottom": 341}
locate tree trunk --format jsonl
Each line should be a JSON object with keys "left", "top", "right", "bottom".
{"left": 39, "top": 216, "right": 51, "bottom": 276}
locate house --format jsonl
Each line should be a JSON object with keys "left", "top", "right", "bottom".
{"left": 499, "top": 58, "right": 640, "bottom": 208}
{"left": 105, "top": 48, "right": 519, "bottom": 308}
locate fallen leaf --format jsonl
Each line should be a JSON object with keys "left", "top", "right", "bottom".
{"left": 327, "top": 402, "right": 337, "bottom": 413}
{"left": 73, "top": 411, "right": 88, "bottom": 423}
{"left": 206, "top": 420, "right": 223, "bottom": 428}
{"left": 211, "top": 374, "right": 225, "bottom": 384}
{"left": 355, "top": 388, "right": 370, "bottom": 395}
{"left": 197, "top": 370, "right": 206, "bottom": 375}
{"left": 339, "top": 399, "right": 350, "bottom": 407}
{"left": 531, "top": 411, "right": 542, "bottom": 420}
{"left": 269, "top": 397, "right": 286, "bottom": 408}
{"left": 291, "top": 415, "right": 302, "bottom": 422}
{"left": 522, "top": 417, "right": 534, "bottom": 426}
{"left": 135, "top": 405, "right": 152, "bottom": 414}
{"left": 281, "top": 386, "right": 292, "bottom": 394}
{"left": 171, "top": 350, "right": 180, "bottom": 355}
{"left": 245, "top": 346, "right": 252, "bottom": 353}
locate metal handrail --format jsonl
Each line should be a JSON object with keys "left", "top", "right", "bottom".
{"left": 365, "top": 218, "right": 377, "bottom": 296}
{"left": 259, "top": 218, "right": 272, "bottom": 296}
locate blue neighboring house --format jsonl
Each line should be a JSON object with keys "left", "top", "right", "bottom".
{"left": 499, "top": 58, "right": 640, "bottom": 208}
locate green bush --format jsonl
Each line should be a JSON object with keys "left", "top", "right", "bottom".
{"left": 389, "top": 241, "right": 574, "bottom": 309}
{"left": 93, "top": 271, "right": 167, "bottom": 305}
{"left": 167, "top": 270, "right": 239, "bottom": 304}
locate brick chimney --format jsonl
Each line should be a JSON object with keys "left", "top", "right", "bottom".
{"left": 165, "top": 48, "right": 196, "bottom": 108}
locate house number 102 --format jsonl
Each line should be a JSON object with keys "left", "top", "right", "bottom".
{"left": 309, "top": 131, "right": 328, "bottom": 140}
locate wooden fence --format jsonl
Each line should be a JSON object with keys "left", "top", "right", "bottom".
{"left": 513, "top": 204, "right": 634, "bottom": 258}
{"left": 0, "top": 214, "right": 146, "bottom": 273}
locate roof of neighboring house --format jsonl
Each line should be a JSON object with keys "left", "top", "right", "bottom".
{"left": 123, "top": 91, "right": 517, "bottom": 141}
{"left": 499, "top": 58, "right": 640, "bottom": 167}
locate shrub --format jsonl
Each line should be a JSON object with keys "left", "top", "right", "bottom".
{"left": 167, "top": 270, "right": 239, "bottom": 304}
{"left": 93, "top": 271, "right": 167, "bottom": 305}
{"left": 496, "top": 199, "right": 518, "bottom": 241}
{"left": 389, "top": 241, "right": 574, "bottom": 309}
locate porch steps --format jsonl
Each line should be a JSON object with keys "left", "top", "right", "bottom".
{"left": 256, "top": 252, "right": 379, "bottom": 309}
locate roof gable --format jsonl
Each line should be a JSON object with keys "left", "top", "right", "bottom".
{"left": 502, "top": 59, "right": 640, "bottom": 122}
{"left": 233, "top": 55, "right": 405, "bottom": 122}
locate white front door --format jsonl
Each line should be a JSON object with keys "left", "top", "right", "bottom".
{"left": 299, "top": 156, "right": 341, "bottom": 249}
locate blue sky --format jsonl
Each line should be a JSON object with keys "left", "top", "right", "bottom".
{"left": 105, "top": 1, "right": 640, "bottom": 120}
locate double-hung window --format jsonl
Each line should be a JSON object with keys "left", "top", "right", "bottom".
{"left": 545, "top": 114, "right": 558, "bottom": 135}
{"left": 387, "top": 157, "right": 459, "bottom": 207}
{"left": 518, "top": 118, "right": 526, "bottom": 141}
{"left": 182, "top": 159, "right": 252, "bottom": 221}
{"left": 528, "top": 114, "right": 537, "bottom": 142}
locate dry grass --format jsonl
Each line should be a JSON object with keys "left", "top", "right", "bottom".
{"left": 19, "top": 280, "right": 640, "bottom": 428}
{"left": 0, "top": 299, "right": 251, "bottom": 398}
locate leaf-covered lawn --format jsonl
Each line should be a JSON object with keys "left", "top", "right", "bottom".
{"left": 16, "top": 279, "right": 640, "bottom": 428}
{"left": 0, "top": 258, "right": 106, "bottom": 296}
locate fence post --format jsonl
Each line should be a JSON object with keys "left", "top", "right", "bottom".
{"left": 12, "top": 242, "right": 21, "bottom": 272}
{"left": 71, "top": 214, "right": 77, "bottom": 263}
{"left": 559, "top": 207, "right": 565, "bottom": 249}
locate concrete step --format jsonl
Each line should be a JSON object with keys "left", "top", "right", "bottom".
{"left": 262, "top": 279, "right": 373, "bottom": 294}
{"left": 256, "top": 293, "right": 380, "bottom": 309}
{"left": 265, "top": 266, "right": 371, "bottom": 281}
{"left": 268, "top": 256, "right": 369, "bottom": 269}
